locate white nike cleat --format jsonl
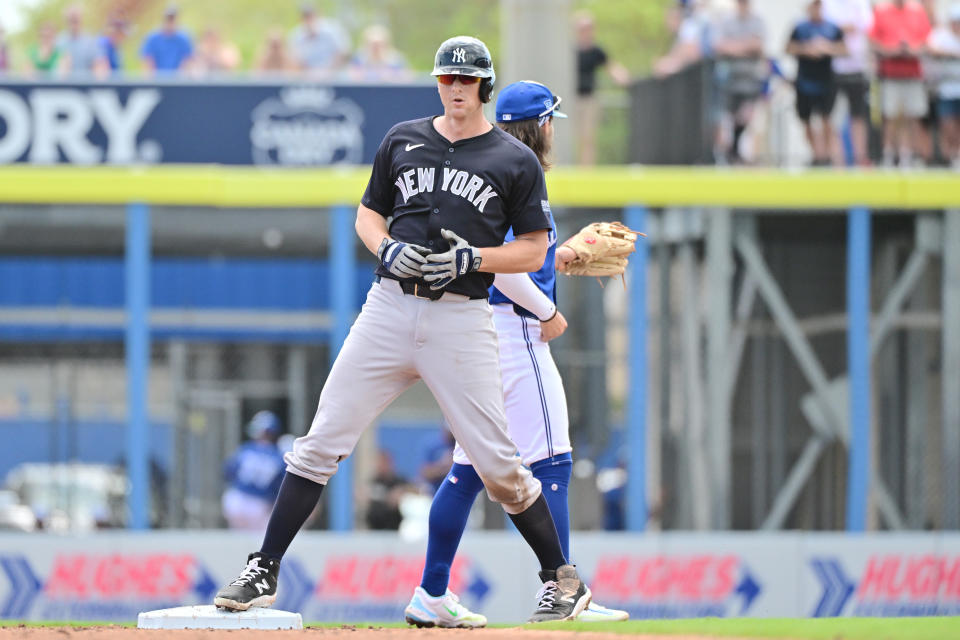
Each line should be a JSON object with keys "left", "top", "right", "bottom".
{"left": 576, "top": 600, "right": 630, "bottom": 622}
{"left": 404, "top": 586, "right": 487, "bottom": 628}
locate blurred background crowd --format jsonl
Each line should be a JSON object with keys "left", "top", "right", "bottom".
{"left": 0, "top": 1, "right": 957, "bottom": 168}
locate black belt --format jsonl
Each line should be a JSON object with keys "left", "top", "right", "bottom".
{"left": 378, "top": 276, "right": 486, "bottom": 301}
{"left": 398, "top": 279, "right": 445, "bottom": 301}
{"left": 377, "top": 276, "right": 444, "bottom": 300}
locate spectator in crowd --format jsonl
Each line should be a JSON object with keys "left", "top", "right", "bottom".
{"left": 654, "top": 0, "right": 712, "bottom": 78}
{"left": 255, "top": 28, "right": 296, "bottom": 75}
{"left": 96, "top": 18, "right": 129, "bottom": 76}
{"left": 574, "top": 10, "right": 630, "bottom": 165}
{"left": 348, "top": 24, "right": 410, "bottom": 83}
{"left": 288, "top": 2, "right": 350, "bottom": 76}
{"left": 919, "top": 0, "right": 941, "bottom": 164}
{"left": 712, "top": 0, "right": 767, "bottom": 164}
{"left": 141, "top": 5, "right": 193, "bottom": 75}
{"left": 193, "top": 27, "right": 241, "bottom": 74}
{"left": 869, "top": 0, "right": 932, "bottom": 167}
{"left": 0, "top": 23, "right": 10, "bottom": 73}
{"left": 928, "top": 3, "right": 960, "bottom": 167}
{"left": 366, "top": 450, "right": 413, "bottom": 531}
{"left": 57, "top": 4, "right": 104, "bottom": 77}
{"left": 787, "top": 0, "right": 847, "bottom": 166}
{"left": 29, "top": 22, "right": 61, "bottom": 76}
{"left": 222, "top": 411, "right": 287, "bottom": 531}
{"left": 822, "top": 0, "right": 874, "bottom": 166}
{"left": 419, "top": 427, "right": 455, "bottom": 495}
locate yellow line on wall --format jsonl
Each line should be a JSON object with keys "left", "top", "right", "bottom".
{"left": 0, "top": 165, "right": 956, "bottom": 209}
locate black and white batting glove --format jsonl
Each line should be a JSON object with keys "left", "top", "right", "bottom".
{"left": 421, "top": 228, "right": 482, "bottom": 291}
{"left": 378, "top": 238, "right": 431, "bottom": 279}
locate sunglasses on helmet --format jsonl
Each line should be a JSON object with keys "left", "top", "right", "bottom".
{"left": 437, "top": 74, "right": 481, "bottom": 85}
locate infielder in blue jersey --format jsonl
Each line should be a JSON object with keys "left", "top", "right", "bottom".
{"left": 404, "top": 81, "right": 630, "bottom": 628}
{"left": 222, "top": 411, "right": 286, "bottom": 530}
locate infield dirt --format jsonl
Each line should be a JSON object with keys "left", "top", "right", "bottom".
{"left": 0, "top": 627, "right": 748, "bottom": 640}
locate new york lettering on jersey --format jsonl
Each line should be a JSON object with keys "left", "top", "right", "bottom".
{"left": 394, "top": 166, "right": 499, "bottom": 213}
{"left": 361, "top": 116, "right": 551, "bottom": 299}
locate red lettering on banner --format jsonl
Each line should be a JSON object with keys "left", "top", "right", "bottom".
{"left": 909, "top": 555, "right": 937, "bottom": 598}
{"left": 711, "top": 555, "right": 737, "bottom": 599}
{"left": 591, "top": 557, "right": 629, "bottom": 600}
{"left": 858, "top": 556, "right": 898, "bottom": 598}
{"left": 318, "top": 555, "right": 427, "bottom": 600}
{"left": 591, "top": 555, "right": 739, "bottom": 602}
{"left": 943, "top": 558, "right": 960, "bottom": 598}
{"left": 857, "top": 555, "right": 960, "bottom": 601}
{"left": 44, "top": 553, "right": 194, "bottom": 599}
{"left": 448, "top": 557, "right": 468, "bottom": 594}
{"left": 45, "top": 555, "right": 89, "bottom": 597}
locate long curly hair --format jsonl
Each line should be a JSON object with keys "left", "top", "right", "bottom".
{"left": 497, "top": 119, "right": 552, "bottom": 171}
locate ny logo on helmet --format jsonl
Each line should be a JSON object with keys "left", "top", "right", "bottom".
{"left": 452, "top": 48, "right": 466, "bottom": 63}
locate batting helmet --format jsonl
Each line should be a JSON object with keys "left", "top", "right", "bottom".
{"left": 431, "top": 36, "right": 496, "bottom": 103}
{"left": 246, "top": 410, "right": 282, "bottom": 439}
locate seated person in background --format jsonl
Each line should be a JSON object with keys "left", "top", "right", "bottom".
{"left": 869, "top": 0, "right": 932, "bottom": 167}
{"left": 96, "top": 18, "right": 129, "bottom": 77}
{"left": 927, "top": 3, "right": 960, "bottom": 167}
{"left": 366, "top": 450, "right": 413, "bottom": 530}
{"left": 787, "top": 0, "right": 847, "bottom": 166}
{"left": 712, "top": 0, "right": 767, "bottom": 164}
{"left": 29, "top": 22, "right": 61, "bottom": 76}
{"left": 256, "top": 28, "right": 297, "bottom": 75}
{"left": 193, "top": 27, "right": 241, "bottom": 75}
{"left": 288, "top": 2, "right": 350, "bottom": 77}
{"left": 57, "top": 4, "right": 105, "bottom": 77}
{"left": 348, "top": 24, "right": 411, "bottom": 83}
{"left": 141, "top": 5, "right": 193, "bottom": 75}
{"left": 222, "top": 411, "right": 286, "bottom": 531}
{"left": 822, "top": 0, "right": 874, "bottom": 166}
{"left": 654, "top": 0, "right": 711, "bottom": 78}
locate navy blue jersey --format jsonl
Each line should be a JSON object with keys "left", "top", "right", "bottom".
{"left": 790, "top": 20, "right": 844, "bottom": 94}
{"left": 361, "top": 116, "right": 551, "bottom": 299}
{"left": 223, "top": 441, "right": 286, "bottom": 502}
{"left": 489, "top": 202, "right": 558, "bottom": 317}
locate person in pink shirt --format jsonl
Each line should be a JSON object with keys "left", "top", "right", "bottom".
{"left": 869, "top": 0, "right": 932, "bottom": 166}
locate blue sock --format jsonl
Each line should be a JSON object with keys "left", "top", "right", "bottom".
{"left": 420, "top": 463, "right": 484, "bottom": 597}
{"left": 531, "top": 452, "right": 572, "bottom": 563}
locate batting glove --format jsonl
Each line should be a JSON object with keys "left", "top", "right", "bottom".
{"left": 378, "top": 238, "right": 431, "bottom": 279}
{"left": 421, "top": 228, "right": 482, "bottom": 290}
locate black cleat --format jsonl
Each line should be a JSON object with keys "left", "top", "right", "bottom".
{"left": 213, "top": 552, "right": 280, "bottom": 611}
{"left": 527, "top": 564, "right": 592, "bottom": 623}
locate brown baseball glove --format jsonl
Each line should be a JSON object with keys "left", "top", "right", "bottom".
{"left": 558, "top": 221, "right": 645, "bottom": 281}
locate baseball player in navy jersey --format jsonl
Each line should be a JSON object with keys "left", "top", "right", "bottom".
{"left": 214, "top": 36, "right": 590, "bottom": 623}
{"left": 403, "top": 81, "right": 629, "bottom": 629}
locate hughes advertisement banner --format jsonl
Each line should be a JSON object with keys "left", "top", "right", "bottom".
{"left": 1, "top": 532, "right": 959, "bottom": 623}
{"left": 0, "top": 81, "right": 440, "bottom": 166}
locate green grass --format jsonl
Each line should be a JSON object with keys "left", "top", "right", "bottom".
{"left": 6, "top": 617, "right": 959, "bottom": 638}
{"left": 528, "top": 617, "right": 960, "bottom": 639}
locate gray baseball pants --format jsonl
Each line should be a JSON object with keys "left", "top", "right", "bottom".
{"left": 285, "top": 277, "right": 542, "bottom": 514}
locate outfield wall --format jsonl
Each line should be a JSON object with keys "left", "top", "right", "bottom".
{"left": 1, "top": 532, "right": 959, "bottom": 623}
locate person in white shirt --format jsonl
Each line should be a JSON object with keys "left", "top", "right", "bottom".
{"left": 822, "top": 0, "right": 874, "bottom": 165}
{"left": 927, "top": 3, "right": 960, "bottom": 166}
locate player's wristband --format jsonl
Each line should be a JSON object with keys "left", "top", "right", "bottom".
{"left": 540, "top": 307, "right": 558, "bottom": 323}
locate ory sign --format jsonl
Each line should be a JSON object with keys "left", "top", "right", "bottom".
{"left": 0, "top": 88, "right": 161, "bottom": 164}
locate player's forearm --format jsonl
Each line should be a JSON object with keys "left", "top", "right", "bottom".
{"left": 355, "top": 204, "right": 390, "bottom": 256}
{"left": 477, "top": 230, "right": 548, "bottom": 274}
{"left": 493, "top": 272, "right": 556, "bottom": 321}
